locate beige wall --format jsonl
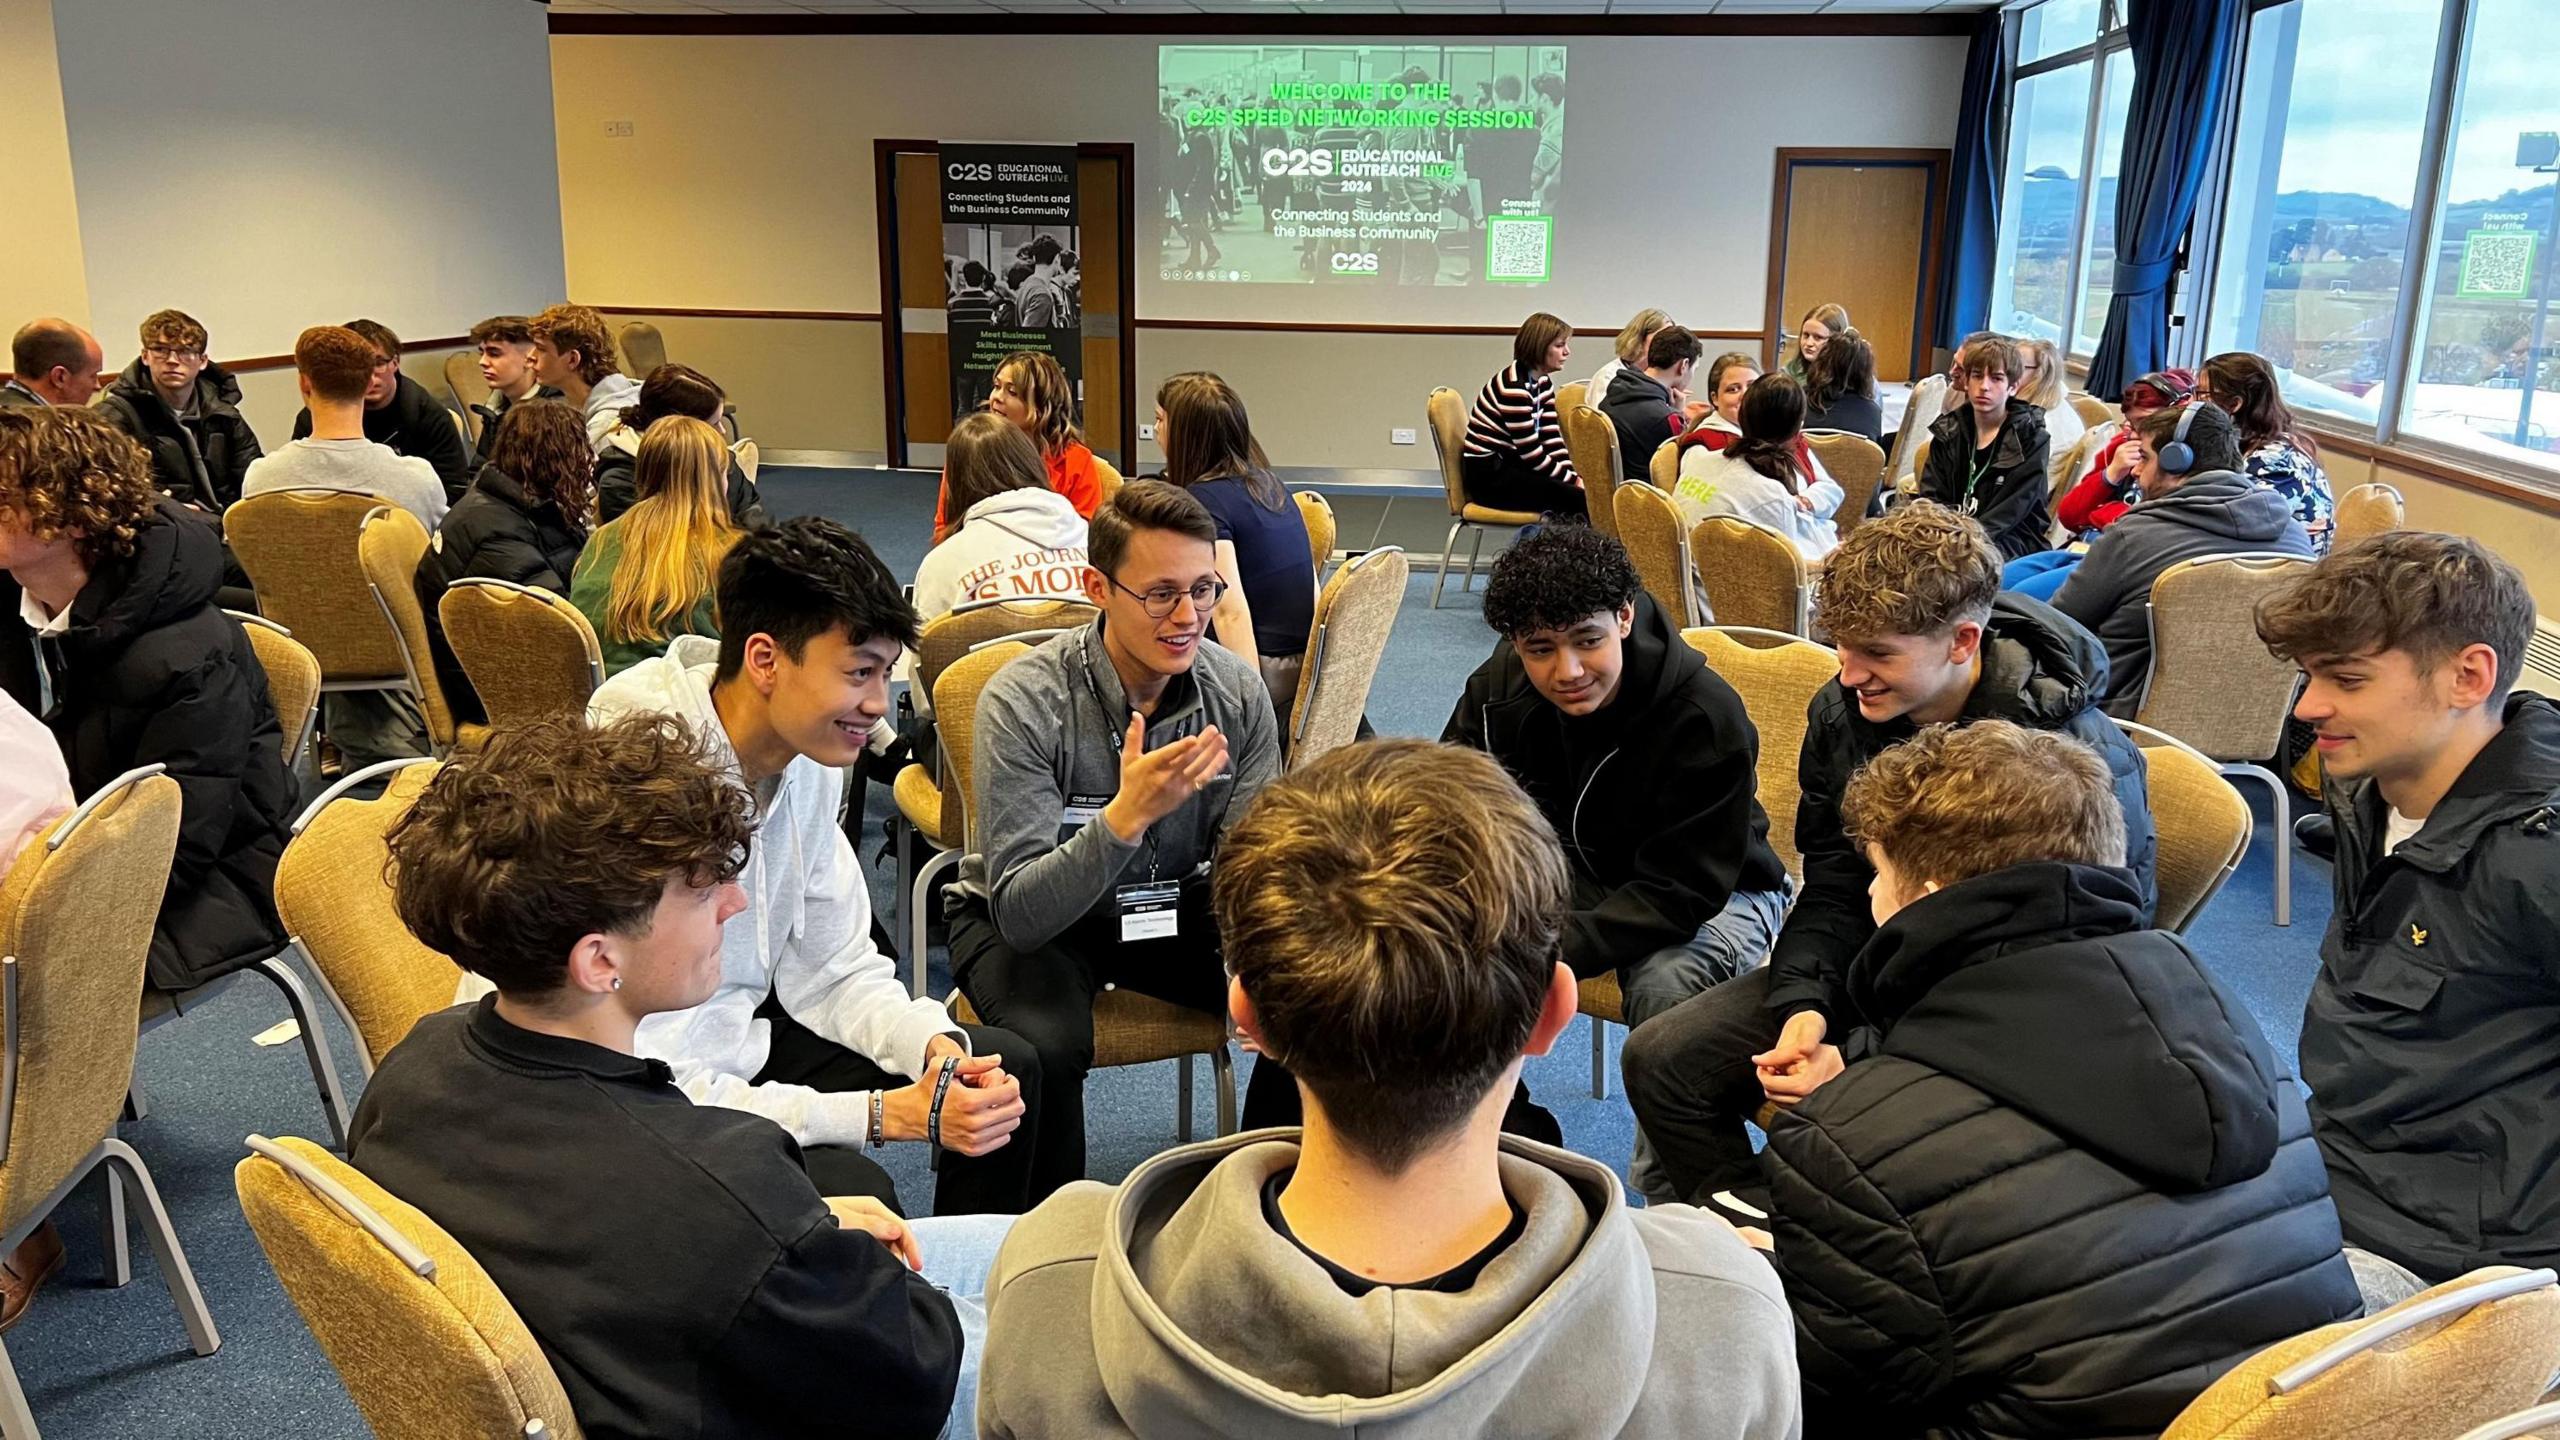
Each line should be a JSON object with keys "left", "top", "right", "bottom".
{"left": 595, "top": 314, "right": 886, "bottom": 454}
{"left": 0, "top": 0, "right": 89, "bottom": 329}
{"left": 2324, "top": 449, "right": 2560, "bottom": 612}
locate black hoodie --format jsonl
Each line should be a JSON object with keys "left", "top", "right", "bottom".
{"left": 1764, "top": 593, "right": 2156, "bottom": 1023}
{"left": 1596, "top": 365, "right": 1678, "bottom": 482}
{"left": 1444, "top": 591, "right": 1790, "bottom": 978}
{"left": 96, "top": 358, "right": 264, "bottom": 511}
{"left": 293, "top": 373, "right": 474, "bottom": 501}
{"left": 1768, "top": 862, "right": 2361, "bottom": 1439}
{"left": 34, "top": 501, "right": 297, "bottom": 991}
{"left": 2307, "top": 691, "right": 2560, "bottom": 1279}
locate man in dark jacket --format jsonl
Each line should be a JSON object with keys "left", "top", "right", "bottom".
{"left": 466, "top": 315, "right": 562, "bottom": 466}
{"left": 1445, "top": 526, "right": 1793, "bottom": 1183}
{"left": 352, "top": 715, "right": 981, "bottom": 1440}
{"left": 290, "top": 318, "right": 474, "bottom": 500}
{"left": 1596, "top": 324, "right": 1708, "bottom": 482}
{"left": 2053, "top": 400, "right": 2315, "bottom": 714}
{"left": 1915, "top": 333, "right": 2052, "bottom": 562}
{"left": 2256, "top": 532, "right": 2560, "bottom": 1280}
{"left": 95, "top": 310, "right": 264, "bottom": 513}
{"left": 0, "top": 407, "right": 294, "bottom": 993}
{"left": 1765, "top": 720, "right": 2359, "bottom": 1438}
{"left": 1624, "top": 502, "right": 2154, "bottom": 1212}
{"left": 414, "top": 400, "right": 593, "bottom": 726}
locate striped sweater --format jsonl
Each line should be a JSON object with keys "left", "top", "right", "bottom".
{"left": 1462, "top": 362, "right": 1579, "bottom": 485}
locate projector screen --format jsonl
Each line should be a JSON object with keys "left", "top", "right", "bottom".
{"left": 1154, "top": 44, "right": 1568, "bottom": 290}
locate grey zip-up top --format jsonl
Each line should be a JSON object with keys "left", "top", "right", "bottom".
{"left": 953, "top": 620, "right": 1282, "bottom": 951}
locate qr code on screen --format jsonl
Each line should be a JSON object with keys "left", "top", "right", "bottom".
{"left": 1486, "top": 216, "right": 1554, "bottom": 284}
{"left": 2459, "top": 231, "right": 2537, "bottom": 298}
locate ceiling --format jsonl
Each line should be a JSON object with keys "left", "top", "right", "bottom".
{"left": 549, "top": 0, "right": 2000, "bottom": 16}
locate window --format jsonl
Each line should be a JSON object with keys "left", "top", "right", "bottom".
{"left": 2398, "top": 0, "right": 2560, "bottom": 470}
{"left": 2070, "top": 48, "right": 2136, "bottom": 354}
{"left": 2201, "top": 0, "right": 2443, "bottom": 429}
{"left": 2018, "top": 0, "right": 2104, "bottom": 66}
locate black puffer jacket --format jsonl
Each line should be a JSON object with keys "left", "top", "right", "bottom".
{"left": 593, "top": 427, "right": 768, "bottom": 526}
{"left": 1917, "top": 397, "right": 2052, "bottom": 561}
{"left": 2307, "top": 692, "right": 2560, "bottom": 1280}
{"left": 294, "top": 373, "right": 474, "bottom": 501}
{"left": 1764, "top": 594, "right": 2156, "bottom": 1024}
{"left": 1768, "top": 862, "right": 2362, "bottom": 1439}
{"left": 412, "top": 465, "right": 589, "bottom": 725}
{"left": 95, "top": 359, "right": 264, "bottom": 511}
{"left": 1443, "top": 591, "right": 1789, "bottom": 978}
{"left": 35, "top": 501, "right": 296, "bottom": 991}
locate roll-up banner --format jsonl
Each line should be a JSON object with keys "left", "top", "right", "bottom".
{"left": 940, "top": 143, "right": 1083, "bottom": 421}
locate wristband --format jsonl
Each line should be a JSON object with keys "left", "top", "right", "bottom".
{"left": 924, "top": 1055, "right": 959, "bottom": 1150}
{"left": 869, "top": 1089, "right": 885, "bottom": 1149}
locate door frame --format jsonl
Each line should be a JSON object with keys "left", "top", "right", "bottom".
{"left": 873, "top": 137, "right": 1139, "bottom": 470}
{"left": 1764, "top": 146, "right": 1952, "bottom": 381}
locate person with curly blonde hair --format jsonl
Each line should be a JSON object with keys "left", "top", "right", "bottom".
{"left": 528, "top": 302, "right": 640, "bottom": 453}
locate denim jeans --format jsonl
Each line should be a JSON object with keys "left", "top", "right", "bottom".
{"left": 909, "top": 1212, "right": 1017, "bottom": 1440}
{"left": 2001, "top": 549, "right": 2082, "bottom": 602}
{"left": 1620, "top": 884, "right": 1792, "bottom": 1202}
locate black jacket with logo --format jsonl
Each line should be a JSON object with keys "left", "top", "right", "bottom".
{"left": 1443, "top": 591, "right": 1789, "bottom": 978}
{"left": 1768, "top": 862, "right": 2361, "bottom": 1438}
{"left": 2306, "top": 691, "right": 2560, "bottom": 1279}
{"left": 96, "top": 358, "right": 264, "bottom": 511}
{"left": 293, "top": 373, "right": 473, "bottom": 501}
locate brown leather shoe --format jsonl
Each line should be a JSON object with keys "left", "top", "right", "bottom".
{"left": 0, "top": 1222, "right": 65, "bottom": 1333}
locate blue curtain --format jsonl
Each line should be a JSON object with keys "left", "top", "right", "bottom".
{"left": 2086, "top": 0, "right": 2247, "bottom": 395}
{"left": 1932, "top": 10, "right": 2012, "bottom": 358}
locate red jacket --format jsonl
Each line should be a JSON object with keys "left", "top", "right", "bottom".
{"left": 2057, "top": 428, "right": 2139, "bottom": 535}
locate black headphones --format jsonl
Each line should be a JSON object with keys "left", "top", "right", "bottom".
{"left": 2154, "top": 402, "right": 2203, "bottom": 476}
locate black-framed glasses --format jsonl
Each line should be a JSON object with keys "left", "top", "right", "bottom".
{"left": 1108, "top": 575, "right": 1227, "bottom": 619}
{"left": 142, "top": 345, "right": 203, "bottom": 362}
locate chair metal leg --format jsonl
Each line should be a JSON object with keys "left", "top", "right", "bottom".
{"left": 1176, "top": 1055, "right": 1195, "bottom": 1144}
{"left": 99, "top": 1164, "right": 131, "bottom": 1289}
{"left": 1212, "top": 1045, "right": 1238, "bottom": 1136}
{"left": 2228, "top": 763, "right": 2291, "bottom": 927}
{"left": 1465, "top": 526, "right": 1490, "bottom": 593}
{"left": 100, "top": 1139, "right": 219, "bottom": 1356}
{"left": 1590, "top": 1018, "right": 1610, "bottom": 1100}
{"left": 0, "top": 1336, "right": 37, "bottom": 1440}
{"left": 1430, "top": 519, "right": 1464, "bottom": 608}
{"left": 908, "top": 849, "right": 960, "bottom": 1000}
{"left": 252, "top": 956, "right": 352, "bottom": 1149}
{"left": 121, "top": 1079, "right": 148, "bottom": 1123}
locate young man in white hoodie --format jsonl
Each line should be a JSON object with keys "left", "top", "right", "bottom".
{"left": 978, "top": 740, "right": 1800, "bottom": 1439}
{"left": 587, "top": 517, "right": 1050, "bottom": 1215}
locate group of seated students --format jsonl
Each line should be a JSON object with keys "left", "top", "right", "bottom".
{"left": 4, "top": 294, "right": 2557, "bottom": 1440}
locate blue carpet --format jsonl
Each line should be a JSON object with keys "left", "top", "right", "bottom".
{"left": 10, "top": 466, "right": 2333, "bottom": 1436}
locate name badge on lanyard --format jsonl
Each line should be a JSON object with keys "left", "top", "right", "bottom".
{"left": 1118, "top": 879, "right": 1181, "bottom": 942}
{"left": 1061, "top": 792, "right": 1112, "bottom": 835}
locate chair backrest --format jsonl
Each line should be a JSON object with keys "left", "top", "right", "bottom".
{"left": 1687, "top": 628, "right": 1836, "bottom": 881}
{"left": 1555, "top": 379, "right": 1588, "bottom": 416}
{"left": 0, "top": 769, "right": 182, "bottom": 1237}
{"left": 438, "top": 580, "right": 605, "bottom": 733}
{"left": 1091, "top": 454, "right": 1125, "bottom": 512}
{"left": 1648, "top": 436, "right": 1678, "bottom": 492}
{"left": 2454, "top": 1399, "right": 2560, "bottom": 1440}
{"left": 230, "top": 611, "right": 322, "bottom": 768}
{"left": 1288, "top": 547, "right": 1409, "bottom": 770}
{"left": 2136, "top": 553, "right": 2316, "bottom": 761}
{"left": 731, "top": 438, "right": 760, "bottom": 483}
{"left": 2332, "top": 482, "right": 2406, "bottom": 552}
{"left": 1908, "top": 434, "right": 1933, "bottom": 497}
{"left": 914, "top": 602, "right": 1095, "bottom": 838}
{"left": 1561, "top": 403, "right": 1625, "bottom": 541}
{"left": 1614, "top": 482, "right": 1693, "bottom": 629}
{"left": 443, "top": 352, "right": 492, "bottom": 435}
{"left": 1806, "top": 431, "right": 1887, "bottom": 540}
{"left": 1426, "top": 387, "right": 1470, "bottom": 518}
{"left": 1293, "top": 490, "right": 1337, "bottom": 576}
{"left": 938, "top": 640, "right": 1036, "bottom": 853}
{"left": 236, "top": 1134, "right": 585, "bottom": 1440}
{"left": 2164, "top": 1266, "right": 2560, "bottom": 1440}
{"left": 617, "top": 321, "right": 668, "bottom": 379}
{"left": 356, "top": 505, "right": 459, "bottom": 752}
{"left": 227, "top": 488, "right": 414, "bottom": 683}
{"left": 1691, "top": 515, "right": 1810, "bottom": 636}
{"left": 275, "top": 762, "right": 458, "bottom": 1074}
{"left": 2069, "top": 391, "right": 2118, "bottom": 430}
{"left": 2117, "top": 720, "right": 2252, "bottom": 934}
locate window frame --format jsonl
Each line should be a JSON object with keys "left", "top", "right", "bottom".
{"left": 2003, "top": 0, "right": 2133, "bottom": 367}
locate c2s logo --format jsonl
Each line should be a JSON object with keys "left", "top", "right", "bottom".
{"left": 1261, "top": 147, "right": 1337, "bottom": 179}
{"left": 1329, "top": 252, "right": 1382, "bottom": 274}
{"left": 946, "top": 162, "right": 994, "bottom": 181}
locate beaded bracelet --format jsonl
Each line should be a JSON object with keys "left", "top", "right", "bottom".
{"left": 924, "top": 1055, "right": 960, "bottom": 1150}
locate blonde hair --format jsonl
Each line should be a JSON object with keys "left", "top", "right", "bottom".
{"left": 602, "top": 416, "right": 740, "bottom": 648}
{"left": 1842, "top": 720, "right": 2126, "bottom": 889}
{"left": 1614, "top": 308, "right": 1674, "bottom": 364}
{"left": 2014, "top": 337, "right": 2069, "bottom": 410}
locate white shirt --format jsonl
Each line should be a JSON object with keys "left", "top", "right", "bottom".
{"left": 1585, "top": 357, "right": 1627, "bottom": 405}
{"left": 17, "top": 588, "right": 70, "bottom": 639}
{"left": 2385, "top": 807, "right": 2424, "bottom": 854}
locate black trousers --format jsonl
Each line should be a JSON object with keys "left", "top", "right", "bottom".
{"left": 753, "top": 1000, "right": 1058, "bottom": 1216}
{"left": 1464, "top": 449, "right": 1587, "bottom": 519}
{"left": 1618, "top": 967, "right": 1786, "bottom": 1207}
{"left": 948, "top": 893, "right": 1299, "bottom": 1181}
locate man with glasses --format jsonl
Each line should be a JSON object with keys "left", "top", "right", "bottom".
{"left": 947, "top": 480, "right": 1298, "bottom": 1182}
{"left": 98, "top": 310, "right": 264, "bottom": 514}
{"left": 289, "top": 317, "right": 474, "bottom": 500}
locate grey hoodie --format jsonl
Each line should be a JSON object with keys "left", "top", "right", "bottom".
{"left": 952, "top": 620, "right": 1280, "bottom": 951}
{"left": 977, "top": 1131, "right": 1801, "bottom": 1439}
{"left": 2050, "top": 468, "right": 2316, "bottom": 714}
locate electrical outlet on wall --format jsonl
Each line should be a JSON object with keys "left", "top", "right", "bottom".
{"left": 1391, "top": 428, "right": 1417, "bottom": 445}
{"left": 1139, "top": 423, "right": 1157, "bottom": 441}
{"left": 605, "top": 120, "right": 635, "bottom": 138}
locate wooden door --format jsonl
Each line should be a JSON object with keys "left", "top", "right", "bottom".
{"left": 1766, "top": 149, "right": 1949, "bottom": 383}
